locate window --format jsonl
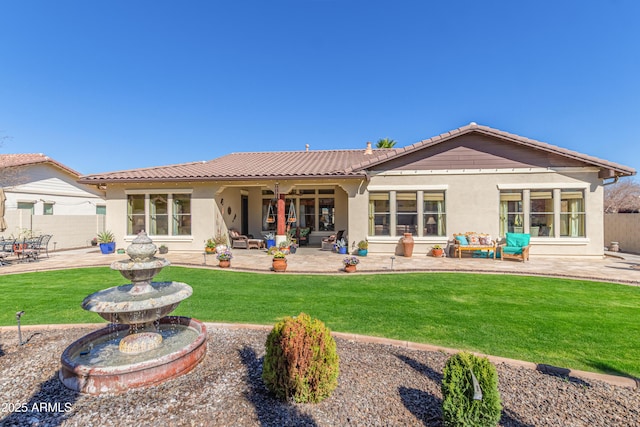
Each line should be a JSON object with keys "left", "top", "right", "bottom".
{"left": 127, "top": 195, "right": 145, "bottom": 235}
{"left": 318, "top": 198, "right": 334, "bottom": 231}
{"left": 499, "top": 191, "right": 523, "bottom": 236}
{"left": 262, "top": 188, "right": 335, "bottom": 232}
{"left": 299, "top": 198, "right": 315, "bottom": 229}
{"left": 17, "top": 202, "right": 34, "bottom": 214}
{"left": 127, "top": 193, "right": 191, "bottom": 236}
{"left": 150, "top": 194, "right": 169, "bottom": 235}
{"left": 96, "top": 205, "right": 107, "bottom": 215}
{"left": 499, "top": 188, "right": 586, "bottom": 238}
{"left": 560, "top": 190, "right": 585, "bottom": 237}
{"left": 530, "top": 191, "right": 554, "bottom": 237}
{"left": 43, "top": 203, "right": 54, "bottom": 215}
{"left": 424, "top": 192, "right": 446, "bottom": 236}
{"left": 369, "top": 193, "right": 390, "bottom": 236}
{"left": 173, "top": 194, "right": 191, "bottom": 235}
{"left": 396, "top": 192, "right": 417, "bottom": 235}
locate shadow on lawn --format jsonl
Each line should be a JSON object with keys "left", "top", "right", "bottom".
{"left": 583, "top": 360, "right": 640, "bottom": 385}
{"left": 238, "top": 345, "right": 318, "bottom": 426}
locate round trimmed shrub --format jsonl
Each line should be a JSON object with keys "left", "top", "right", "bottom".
{"left": 262, "top": 312, "right": 339, "bottom": 403}
{"left": 441, "top": 352, "right": 502, "bottom": 426}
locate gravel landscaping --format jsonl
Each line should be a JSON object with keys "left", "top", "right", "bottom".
{"left": 0, "top": 325, "right": 638, "bottom": 426}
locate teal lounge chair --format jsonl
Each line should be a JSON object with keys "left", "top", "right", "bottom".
{"left": 499, "top": 233, "right": 531, "bottom": 262}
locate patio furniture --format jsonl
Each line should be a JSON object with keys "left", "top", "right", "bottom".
{"left": 229, "top": 229, "right": 249, "bottom": 249}
{"left": 33, "top": 234, "right": 52, "bottom": 258}
{"left": 453, "top": 232, "right": 497, "bottom": 259}
{"left": 322, "top": 230, "right": 344, "bottom": 251}
{"left": 247, "top": 238, "right": 264, "bottom": 250}
{"left": 498, "top": 232, "right": 531, "bottom": 262}
{"left": 14, "top": 238, "right": 39, "bottom": 262}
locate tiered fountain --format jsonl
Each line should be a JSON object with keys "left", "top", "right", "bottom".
{"left": 59, "top": 232, "right": 207, "bottom": 395}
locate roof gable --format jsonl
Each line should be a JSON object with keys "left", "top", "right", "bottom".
{"left": 348, "top": 123, "right": 635, "bottom": 177}
{"left": 0, "top": 153, "right": 81, "bottom": 178}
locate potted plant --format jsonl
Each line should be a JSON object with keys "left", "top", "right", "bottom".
{"left": 431, "top": 244, "right": 444, "bottom": 257}
{"left": 343, "top": 255, "right": 359, "bottom": 273}
{"left": 90, "top": 237, "right": 98, "bottom": 247}
{"left": 158, "top": 244, "right": 168, "bottom": 254}
{"left": 205, "top": 238, "right": 217, "bottom": 254}
{"left": 278, "top": 239, "right": 291, "bottom": 255}
{"left": 96, "top": 231, "right": 116, "bottom": 254}
{"left": 213, "top": 233, "right": 229, "bottom": 253}
{"left": 216, "top": 248, "right": 233, "bottom": 268}
{"left": 335, "top": 238, "right": 348, "bottom": 254}
{"left": 272, "top": 250, "right": 287, "bottom": 272}
{"left": 263, "top": 232, "right": 276, "bottom": 250}
{"left": 357, "top": 240, "right": 368, "bottom": 256}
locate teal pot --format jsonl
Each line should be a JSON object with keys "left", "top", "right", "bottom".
{"left": 358, "top": 249, "right": 368, "bottom": 256}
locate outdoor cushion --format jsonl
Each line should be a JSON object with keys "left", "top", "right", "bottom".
{"left": 467, "top": 234, "right": 481, "bottom": 245}
{"left": 506, "top": 233, "right": 530, "bottom": 247}
{"left": 501, "top": 245, "right": 523, "bottom": 255}
{"left": 479, "top": 235, "right": 493, "bottom": 245}
{"left": 455, "top": 235, "right": 469, "bottom": 245}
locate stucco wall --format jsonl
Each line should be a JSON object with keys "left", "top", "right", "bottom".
{"left": 604, "top": 213, "right": 640, "bottom": 254}
{"left": 1, "top": 210, "right": 106, "bottom": 250}
{"left": 360, "top": 168, "right": 604, "bottom": 257}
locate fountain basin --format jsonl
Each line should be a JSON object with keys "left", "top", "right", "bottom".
{"left": 82, "top": 281, "right": 192, "bottom": 324}
{"left": 59, "top": 316, "right": 207, "bottom": 395}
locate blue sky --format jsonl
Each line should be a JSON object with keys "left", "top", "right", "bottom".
{"left": 1, "top": 1, "right": 638, "bottom": 176}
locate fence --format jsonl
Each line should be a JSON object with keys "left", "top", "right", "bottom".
{"left": 604, "top": 213, "right": 640, "bottom": 254}
{"left": 0, "top": 211, "right": 106, "bottom": 251}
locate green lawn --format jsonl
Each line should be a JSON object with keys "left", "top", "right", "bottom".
{"left": 1, "top": 266, "right": 638, "bottom": 378}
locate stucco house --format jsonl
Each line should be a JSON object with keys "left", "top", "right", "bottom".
{"left": 0, "top": 153, "right": 106, "bottom": 248}
{"left": 78, "top": 123, "right": 635, "bottom": 258}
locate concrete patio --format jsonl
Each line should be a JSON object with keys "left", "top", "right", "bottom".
{"left": 1, "top": 245, "right": 640, "bottom": 285}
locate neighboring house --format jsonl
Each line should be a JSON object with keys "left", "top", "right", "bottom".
{"left": 78, "top": 123, "right": 635, "bottom": 257}
{"left": 0, "top": 153, "right": 106, "bottom": 248}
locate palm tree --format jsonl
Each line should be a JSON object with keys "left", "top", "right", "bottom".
{"left": 376, "top": 138, "right": 397, "bottom": 148}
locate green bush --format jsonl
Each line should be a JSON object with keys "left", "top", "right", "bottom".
{"left": 441, "top": 352, "right": 502, "bottom": 427}
{"left": 262, "top": 312, "right": 339, "bottom": 403}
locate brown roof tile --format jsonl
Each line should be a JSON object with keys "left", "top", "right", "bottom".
{"left": 78, "top": 123, "right": 636, "bottom": 183}
{"left": 0, "top": 153, "right": 81, "bottom": 177}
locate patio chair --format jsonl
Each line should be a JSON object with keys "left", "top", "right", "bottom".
{"left": 33, "top": 234, "right": 52, "bottom": 258}
{"left": 229, "top": 229, "right": 249, "bottom": 249}
{"left": 498, "top": 233, "right": 531, "bottom": 262}
{"left": 321, "top": 230, "right": 344, "bottom": 251}
{"left": 14, "top": 238, "right": 38, "bottom": 262}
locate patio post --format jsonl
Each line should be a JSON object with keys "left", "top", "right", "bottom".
{"left": 276, "top": 194, "right": 287, "bottom": 244}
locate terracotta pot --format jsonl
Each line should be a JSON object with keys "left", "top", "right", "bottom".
{"left": 205, "top": 247, "right": 216, "bottom": 254}
{"left": 344, "top": 264, "right": 357, "bottom": 273}
{"left": 432, "top": 248, "right": 444, "bottom": 257}
{"left": 218, "top": 260, "right": 231, "bottom": 268}
{"left": 272, "top": 258, "right": 287, "bottom": 272}
{"left": 402, "top": 233, "right": 414, "bottom": 257}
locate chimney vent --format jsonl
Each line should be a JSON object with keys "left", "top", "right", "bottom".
{"left": 305, "top": 144, "right": 309, "bottom": 152}
{"left": 364, "top": 141, "right": 373, "bottom": 155}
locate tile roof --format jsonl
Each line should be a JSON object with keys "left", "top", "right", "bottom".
{"left": 78, "top": 123, "right": 636, "bottom": 183}
{"left": 79, "top": 149, "right": 382, "bottom": 183}
{"left": 0, "top": 153, "right": 81, "bottom": 177}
